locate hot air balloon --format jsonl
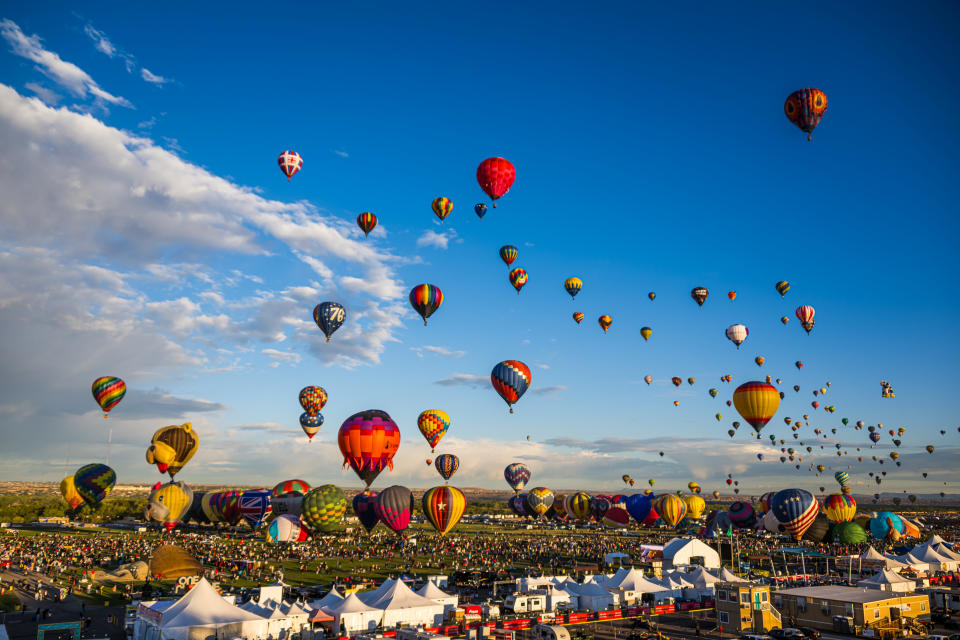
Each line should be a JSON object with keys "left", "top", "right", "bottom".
{"left": 434, "top": 454, "right": 459, "bottom": 481}
{"left": 504, "top": 463, "right": 531, "bottom": 493}
{"left": 423, "top": 486, "right": 466, "bottom": 535}
{"left": 655, "top": 494, "right": 687, "bottom": 527}
{"left": 784, "top": 89, "right": 828, "bottom": 141}
{"left": 564, "top": 277, "right": 582, "bottom": 299}
{"left": 926, "top": 445, "right": 935, "bottom": 453}
{"left": 566, "top": 492, "right": 592, "bottom": 520}
{"left": 270, "top": 479, "right": 310, "bottom": 517}
{"left": 73, "top": 463, "right": 116, "bottom": 508}
{"left": 417, "top": 409, "right": 450, "bottom": 452}
{"left": 573, "top": 312, "right": 584, "bottom": 324}
{"left": 835, "top": 471, "right": 850, "bottom": 487}
{"left": 775, "top": 281, "right": 790, "bottom": 297}
{"left": 771, "top": 489, "right": 819, "bottom": 539}
{"left": 277, "top": 150, "right": 302, "bottom": 180}
{"left": 353, "top": 491, "right": 380, "bottom": 533}
{"left": 728, "top": 291, "right": 737, "bottom": 301}
{"left": 145, "top": 423, "right": 199, "bottom": 478}
{"left": 691, "top": 287, "right": 709, "bottom": 307}
{"left": 728, "top": 501, "right": 756, "bottom": 528}
{"left": 733, "top": 381, "right": 780, "bottom": 434}
{"left": 313, "top": 302, "right": 346, "bottom": 342}
{"left": 869, "top": 512, "right": 904, "bottom": 540}
{"left": 823, "top": 493, "right": 856, "bottom": 523}
{"left": 709, "top": 388, "right": 718, "bottom": 397}
{"left": 509, "top": 268, "right": 528, "bottom": 294}
{"left": 357, "top": 212, "right": 377, "bottom": 237}
{"left": 432, "top": 197, "right": 453, "bottom": 222}
{"left": 299, "top": 386, "right": 328, "bottom": 415}
{"left": 491, "top": 360, "right": 531, "bottom": 413}
{"left": 644, "top": 375, "right": 653, "bottom": 385}
{"left": 687, "top": 377, "right": 695, "bottom": 385}
{"left": 409, "top": 284, "right": 444, "bottom": 325}
{"left": 60, "top": 476, "right": 83, "bottom": 511}
{"left": 755, "top": 356, "right": 765, "bottom": 367}
{"left": 684, "top": 494, "right": 706, "bottom": 520}
{"left": 622, "top": 475, "right": 632, "bottom": 485}
{"left": 499, "top": 245, "right": 518, "bottom": 267}
{"left": 474, "top": 203, "right": 487, "bottom": 218}
{"left": 796, "top": 361, "right": 804, "bottom": 370}
{"left": 145, "top": 482, "right": 194, "bottom": 532}
{"left": 91, "top": 376, "right": 126, "bottom": 417}
{"left": 526, "top": 487, "right": 555, "bottom": 516}
{"left": 648, "top": 292, "right": 655, "bottom": 301}
{"left": 301, "top": 485, "right": 348, "bottom": 533}
{"left": 300, "top": 412, "right": 323, "bottom": 440}
{"left": 725, "top": 324, "right": 748, "bottom": 349}
{"left": 598, "top": 315, "right": 612, "bottom": 333}
{"left": 781, "top": 317, "right": 790, "bottom": 325}
{"left": 589, "top": 496, "right": 611, "bottom": 521}
{"left": 337, "top": 410, "right": 401, "bottom": 487}
{"left": 476, "top": 157, "right": 515, "bottom": 207}
{"left": 237, "top": 489, "right": 273, "bottom": 529}
{"left": 796, "top": 305, "right": 815, "bottom": 334}
{"left": 635, "top": 326, "right": 652, "bottom": 342}
{"left": 672, "top": 377, "right": 682, "bottom": 387}
{"left": 376, "top": 485, "right": 415, "bottom": 536}
{"left": 266, "top": 514, "right": 309, "bottom": 543}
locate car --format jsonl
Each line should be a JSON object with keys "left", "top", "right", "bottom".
{"left": 923, "top": 635, "right": 951, "bottom": 640}
{"left": 797, "top": 628, "right": 821, "bottom": 640}
{"left": 769, "top": 629, "right": 804, "bottom": 640}
{"left": 739, "top": 635, "right": 772, "bottom": 640}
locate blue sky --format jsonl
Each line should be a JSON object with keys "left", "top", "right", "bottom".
{"left": 1, "top": 2, "right": 958, "bottom": 496}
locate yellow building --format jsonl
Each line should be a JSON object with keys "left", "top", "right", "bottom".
{"left": 773, "top": 586, "right": 930, "bottom": 637}
{"left": 714, "top": 582, "right": 783, "bottom": 634}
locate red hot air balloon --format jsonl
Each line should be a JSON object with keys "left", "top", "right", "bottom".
{"left": 476, "top": 157, "right": 515, "bottom": 207}
{"left": 796, "top": 305, "right": 816, "bottom": 334}
{"left": 337, "top": 410, "right": 401, "bottom": 488}
{"left": 278, "top": 151, "right": 302, "bottom": 180}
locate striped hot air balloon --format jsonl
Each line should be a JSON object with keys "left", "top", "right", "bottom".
{"left": 771, "top": 488, "right": 819, "bottom": 540}
{"left": 409, "top": 284, "right": 444, "bottom": 325}
{"left": 357, "top": 212, "right": 377, "bottom": 237}
{"left": 823, "top": 493, "right": 857, "bottom": 523}
{"left": 796, "top": 305, "right": 816, "bottom": 334}
{"left": 434, "top": 454, "right": 459, "bottom": 481}
{"left": 491, "top": 360, "right": 531, "bottom": 413}
{"left": 503, "top": 463, "right": 531, "bottom": 493}
{"left": 654, "top": 494, "right": 687, "bottom": 527}
{"left": 423, "top": 486, "right": 466, "bottom": 536}
{"left": 92, "top": 377, "right": 126, "bottom": 417}
{"left": 337, "top": 410, "right": 401, "bottom": 488}
{"left": 432, "top": 197, "right": 453, "bottom": 222}
{"left": 733, "top": 381, "right": 781, "bottom": 434}
{"left": 565, "top": 492, "right": 592, "bottom": 520}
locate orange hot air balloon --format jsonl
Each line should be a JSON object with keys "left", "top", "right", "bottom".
{"left": 673, "top": 401, "right": 680, "bottom": 407}
{"left": 671, "top": 377, "right": 682, "bottom": 387}
{"left": 598, "top": 315, "right": 612, "bottom": 333}
{"left": 728, "top": 291, "right": 737, "bottom": 301}
{"left": 755, "top": 356, "right": 765, "bottom": 367}
{"left": 733, "top": 381, "right": 781, "bottom": 434}
{"left": 337, "top": 410, "right": 401, "bottom": 488}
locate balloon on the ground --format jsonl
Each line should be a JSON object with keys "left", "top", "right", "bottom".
{"left": 684, "top": 494, "right": 706, "bottom": 520}
{"left": 144, "top": 481, "right": 193, "bottom": 532}
{"left": 353, "top": 491, "right": 380, "bottom": 533}
{"left": 271, "top": 479, "right": 310, "bottom": 516}
{"left": 266, "top": 514, "right": 309, "bottom": 543}
{"left": 771, "top": 488, "right": 819, "bottom": 539}
{"left": 823, "top": 493, "right": 856, "bottom": 523}
{"left": 526, "top": 487, "right": 555, "bottom": 516}
{"left": 238, "top": 489, "right": 273, "bottom": 529}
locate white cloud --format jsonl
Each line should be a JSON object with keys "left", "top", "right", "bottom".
{"left": 1, "top": 19, "right": 132, "bottom": 108}
{"left": 261, "top": 348, "right": 302, "bottom": 365}
{"left": 530, "top": 385, "right": 566, "bottom": 395}
{"left": 433, "top": 373, "right": 488, "bottom": 388}
{"left": 416, "top": 228, "right": 457, "bottom": 249}
{"left": 141, "top": 68, "right": 169, "bottom": 85}
{"left": 24, "top": 82, "right": 59, "bottom": 105}
{"left": 82, "top": 23, "right": 117, "bottom": 58}
{"left": 332, "top": 149, "right": 348, "bottom": 158}
{"left": 411, "top": 345, "right": 466, "bottom": 358}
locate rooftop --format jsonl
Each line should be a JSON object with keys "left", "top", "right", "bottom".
{"left": 776, "top": 586, "right": 924, "bottom": 604}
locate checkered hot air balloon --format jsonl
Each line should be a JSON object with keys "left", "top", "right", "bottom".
{"left": 299, "top": 386, "right": 327, "bottom": 415}
{"left": 301, "top": 485, "right": 348, "bottom": 533}
{"left": 491, "top": 360, "right": 531, "bottom": 413}
{"left": 91, "top": 376, "right": 125, "bottom": 417}
{"left": 375, "top": 485, "right": 414, "bottom": 537}
{"left": 278, "top": 151, "right": 303, "bottom": 180}
{"left": 417, "top": 409, "right": 450, "bottom": 452}
{"left": 73, "top": 463, "right": 116, "bottom": 507}
{"left": 423, "top": 486, "right": 466, "bottom": 536}
{"left": 434, "top": 454, "right": 459, "bottom": 482}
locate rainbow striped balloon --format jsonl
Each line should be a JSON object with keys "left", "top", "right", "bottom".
{"left": 91, "top": 377, "right": 126, "bottom": 417}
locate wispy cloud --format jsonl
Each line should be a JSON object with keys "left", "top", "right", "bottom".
{"left": 531, "top": 385, "right": 566, "bottom": 395}
{"left": 261, "top": 348, "right": 302, "bottom": 365}
{"left": 411, "top": 345, "right": 466, "bottom": 358}
{"left": 433, "top": 373, "right": 488, "bottom": 388}
{"left": 332, "top": 149, "right": 348, "bottom": 158}
{"left": 24, "top": 82, "right": 59, "bottom": 105}
{"left": 82, "top": 23, "right": 118, "bottom": 58}
{"left": 141, "top": 68, "right": 169, "bottom": 85}
{"left": 416, "top": 228, "right": 457, "bottom": 250}
{"left": 1, "top": 19, "right": 132, "bottom": 107}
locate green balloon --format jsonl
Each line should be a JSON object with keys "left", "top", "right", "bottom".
{"left": 830, "top": 521, "right": 868, "bottom": 544}
{"left": 300, "top": 484, "right": 347, "bottom": 533}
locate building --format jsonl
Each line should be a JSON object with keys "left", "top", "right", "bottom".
{"left": 714, "top": 582, "right": 782, "bottom": 634}
{"left": 772, "top": 585, "right": 930, "bottom": 637}
{"left": 661, "top": 538, "right": 720, "bottom": 571}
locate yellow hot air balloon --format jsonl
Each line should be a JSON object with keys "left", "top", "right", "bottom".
{"left": 655, "top": 494, "right": 687, "bottom": 526}
{"left": 144, "top": 482, "right": 194, "bottom": 532}
{"left": 687, "top": 481, "right": 701, "bottom": 494}
{"left": 146, "top": 423, "right": 199, "bottom": 478}
{"left": 640, "top": 327, "right": 652, "bottom": 341}
{"left": 823, "top": 493, "right": 857, "bottom": 523}
{"left": 60, "top": 476, "right": 83, "bottom": 510}
{"left": 733, "top": 381, "right": 781, "bottom": 434}
{"left": 683, "top": 494, "right": 706, "bottom": 520}
{"left": 563, "top": 277, "right": 583, "bottom": 299}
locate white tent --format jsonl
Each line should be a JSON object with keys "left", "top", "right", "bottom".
{"left": 567, "top": 582, "right": 617, "bottom": 611}
{"left": 604, "top": 552, "right": 631, "bottom": 566}
{"left": 416, "top": 581, "right": 459, "bottom": 613}
{"left": 364, "top": 579, "right": 446, "bottom": 628}
{"left": 311, "top": 586, "right": 344, "bottom": 610}
{"left": 714, "top": 567, "right": 749, "bottom": 583}
{"left": 682, "top": 566, "right": 721, "bottom": 588}
{"left": 134, "top": 578, "right": 268, "bottom": 640}
{"left": 359, "top": 578, "right": 398, "bottom": 604}
{"left": 662, "top": 538, "right": 720, "bottom": 570}
{"left": 324, "top": 593, "right": 384, "bottom": 634}
{"left": 857, "top": 569, "right": 916, "bottom": 593}
{"left": 902, "top": 545, "right": 959, "bottom": 571}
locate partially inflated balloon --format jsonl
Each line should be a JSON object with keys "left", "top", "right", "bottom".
{"left": 314, "top": 302, "right": 345, "bottom": 342}
{"left": 491, "top": 360, "right": 531, "bottom": 413}
{"left": 684, "top": 494, "right": 706, "bottom": 520}
{"left": 337, "top": 410, "right": 401, "bottom": 487}
{"left": 432, "top": 197, "right": 453, "bottom": 222}
{"left": 423, "top": 486, "right": 466, "bottom": 535}
{"left": 417, "top": 409, "right": 450, "bottom": 451}
{"left": 376, "top": 485, "right": 415, "bottom": 536}
{"left": 476, "top": 157, "right": 515, "bottom": 207}
{"left": 784, "top": 89, "right": 828, "bottom": 141}
{"left": 434, "top": 454, "right": 459, "bottom": 481}
{"left": 733, "top": 381, "right": 781, "bottom": 433}
{"left": 238, "top": 489, "right": 273, "bottom": 529}
{"left": 92, "top": 376, "right": 126, "bottom": 417}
